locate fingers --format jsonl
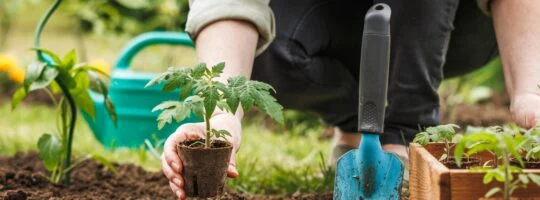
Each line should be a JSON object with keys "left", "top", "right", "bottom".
{"left": 162, "top": 154, "right": 182, "bottom": 186}
{"left": 169, "top": 181, "right": 185, "bottom": 200}
{"left": 227, "top": 152, "right": 239, "bottom": 178}
{"left": 163, "top": 124, "right": 205, "bottom": 174}
{"left": 227, "top": 162, "right": 239, "bottom": 178}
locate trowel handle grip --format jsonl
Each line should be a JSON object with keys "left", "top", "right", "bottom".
{"left": 358, "top": 4, "right": 391, "bottom": 134}
{"left": 115, "top": 32, "right": 194, "bottom": 69}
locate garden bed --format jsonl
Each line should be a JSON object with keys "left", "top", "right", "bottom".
{"left": 409, "top": 143, "right": 540, "bottom": 200}
{"left": 0, "top": 152, "right": 333, "bottom": 200}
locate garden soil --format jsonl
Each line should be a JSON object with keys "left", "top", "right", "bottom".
{"left": 0, "top": 152, "right": 334, "bottom": 200}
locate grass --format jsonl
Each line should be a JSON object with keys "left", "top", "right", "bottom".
{"left": 0, "top": 3, "right": 334, "bottom": 195}
{"left": 0, "top": 102, "right": 334, "bottom": 195}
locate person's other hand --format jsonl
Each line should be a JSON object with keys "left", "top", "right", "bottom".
{"left": 161, "top": 119, "right": 240, "bottom": 199}
{"left": 510, "top": 92, "right": 540, "bottom": 128}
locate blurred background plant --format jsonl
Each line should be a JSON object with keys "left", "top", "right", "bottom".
{"left": 63, "top": 0, "right": 189, "bottom": 36}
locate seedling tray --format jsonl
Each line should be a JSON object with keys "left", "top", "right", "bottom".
{"left": 409, "top": 143, "right": 540, "bottom": 200}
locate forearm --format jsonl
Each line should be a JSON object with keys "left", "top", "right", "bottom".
{"left": 492, "top": 0, "right": 540, "bottom": 97}
{"left": 195, "top": 20, "right": 259, "bottom": 79}
{"left": 194, "top": 20, "right": 259, "bottom": 146}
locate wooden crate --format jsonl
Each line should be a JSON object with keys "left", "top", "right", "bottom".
{"left": 409, "top": 143, "right": 540, "bottom": 200}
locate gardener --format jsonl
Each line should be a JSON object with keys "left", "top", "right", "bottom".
{"left": 161, "top": 0, "right": 540, "bottom": 198}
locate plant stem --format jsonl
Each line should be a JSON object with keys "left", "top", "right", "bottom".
{"left": 503, "top": 150, "right": 511, "bottom": 200}
{"left": 205, "top": 115, "right": 211, "bottom": 148}
{"left": 57, "top": 82, "right": 77, "bottom": 184}
{"left": 34, "top": 0, "right": 71, "bottom": 184}
{"left": 445, "top": 140, "right": 450, "bottom": 163}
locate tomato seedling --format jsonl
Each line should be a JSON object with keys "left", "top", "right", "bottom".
{"left": 413, "top": 124, "right": 462, "bottom": 162}
{"left": 455, "top": 126, "right": 540, "bottom": 199}
{"left": 146, "top": 62, "right": 284, "bottom": 147}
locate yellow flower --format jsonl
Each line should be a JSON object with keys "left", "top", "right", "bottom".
{"left": 0, "top": 53, "right": 18, "bottom": 73}
{"left": 9, "top": 67, "right": 25, "bottom": 84}
{"left": 88, "top": 59, "right": 111, "bottom": 75}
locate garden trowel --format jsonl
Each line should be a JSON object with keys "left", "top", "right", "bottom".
{"left": 333, "top": 3, "right": 404, "bottom": 200}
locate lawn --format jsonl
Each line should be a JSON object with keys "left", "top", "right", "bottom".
{"left": 0, "top": 102, "right": 334, "bottom": 195}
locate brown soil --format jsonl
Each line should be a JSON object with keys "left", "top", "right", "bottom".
{"left": 0, "top": 152, "right": 334, "bottom": 200}
{"left": 442, "top": 157, "right": 481, "bottom": 169}
{"left": 510, "top": 158, "right": 540, "bottom": 169}
{"left": 441, "top": 93, "right": 512, "bottom": 128}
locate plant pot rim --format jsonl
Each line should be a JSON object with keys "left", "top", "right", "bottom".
{"left": 177, "top": 140, "right": 233, "bottom": 150}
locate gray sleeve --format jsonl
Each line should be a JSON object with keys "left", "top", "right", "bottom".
{"left": 186, "top": 0, "right": 275, "bottom": 56}
{"left": 476, "top": 0, "right": 492, "bottom": 16}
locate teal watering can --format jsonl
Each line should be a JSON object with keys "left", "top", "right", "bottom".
{"left": 83, "top": 31, "right": 201, "bottom": 148}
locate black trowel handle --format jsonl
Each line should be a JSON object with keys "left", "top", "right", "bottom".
{"left": 358, "top": 3, "right": 391, "bottom": 134}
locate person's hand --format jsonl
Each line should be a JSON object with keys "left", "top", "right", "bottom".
{"left": 161, "top": 114, "right": 241, "bottom": 199}
{"left": 510, "top": 93, "right": 540, "bottom": 128}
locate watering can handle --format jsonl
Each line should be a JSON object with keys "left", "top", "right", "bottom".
{"left": 357, "top": 3, "right": 391, "bottom": 134}
{"left": 115, "top": 32, "right": 194, "bottom": 69}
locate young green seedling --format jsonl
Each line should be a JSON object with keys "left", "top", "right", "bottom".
{"left": 455, "top": 126, "right": 540, "bottom": 199}
{"left": 522, "top": 127, "right": 540, "bottom": 161}
{"left": 413, "top": 124, "right": 461, "bottom": 162}
{"left": 11, "top": 49, "right": 117, "bottom": 184}
{"left": 146, "top": 62, "right": 284, "bottom": 148}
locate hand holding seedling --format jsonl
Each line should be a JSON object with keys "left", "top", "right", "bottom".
{"left": 147, "top": 62, "right": 284, "bottom": 199}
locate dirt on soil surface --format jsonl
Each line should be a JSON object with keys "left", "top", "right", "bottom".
{"left": 510, "top": 159, "right": 540, "bottom": 169}
{"left": 0, "top": 152, "right": 334, "bottom": 200}
{"left": 442, "top": 157, "right": 481, "bottom": 169}
{"left": 441, "top": 93, "right": 512, "bottom": 128}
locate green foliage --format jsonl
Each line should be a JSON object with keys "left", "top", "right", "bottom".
{"left": 11, "top": 49, "right": 117, "bottom": 184}
{"left": 148, "top": 62, "right": 284, "bottom": 148}
{"left": 455, "top": 126, "right": 540, "bottom": 199}
{"left": 63, "top": 0, "right": 189, "bottom": 36}
{"left": 413, "top": 124, "right": 460, "bottom": 162}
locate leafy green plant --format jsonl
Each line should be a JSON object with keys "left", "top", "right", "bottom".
{"left": 522, "top": 127, "right": 540, "bottom": 161}
{"left": 455, "top": 126, "right": 540, "bottom": 199}
{"left": 11, "top": 49, "right": 117, "bottom": 184}
{"left": 64, "top": 0, "right": 189, "bottom": 36}
{"left": 413, "top": 124, "right": 462, "bottom": 162}
{"left": 146, "top": 62, "right": 284, "bottom": 148}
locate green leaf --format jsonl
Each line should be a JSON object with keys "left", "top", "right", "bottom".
{"left": 29, "top": 67, "right": 59, "bottom": 91}
{"left": 483, "top": 171, "right": 495, "bottom": 184}
{"left": 74, "top": 65, "right": 109, "bottom": 78}
{"left": 454, "top": 139, "right": 467, "bottom": 167}
{"left": 191, "top": 63, "right": 207, "bottom": 79}
{"left": 174, "top": 104, "right": 191, "bottom": 123}
{"left": 528, "top": 173, "right": 540, "bottom": 186}
{"left": 211, "top": 129, "right": 231, "bottom": 139}
{"left": 57, "top": 70, "right": 77, "bottom": 89}
{"left": 217, "top": 100, "right": 231, "bottom": 112}
{"left": 37, "top": 133, "right": 63, "bottom": 171}
{"left": 90, "top": 154, "right": 117, "bottom": 175}
{"left": 191, "top": 101, "right": 204, "bottom": 119}
{"left": 179, "top": 81, "right": 194, "bottom": 100}
{"left": 105, "top": 98, "right": 117, "bottom": 126}
{"left": 484, "top": 187, "right": 501, "bottom": 198}
{"left": 202, "top": 86, "right": 219, "bottom": 117}
{"left": 152, "top": 101, "right": 180, "bottom": 112}
{"left": 32, "top": 48, "right": 62, "bottom": 65}
{"left": 156, "top": 108, "right": 176, "bottom": 130}
{"left": 413, "top": 132, "right": 429, "bottom": 145}
{"left": 163, "top": 75, "right": 186, "bottom": 91}
{"left": 24, "top": 62, "right": 47, "bottom": 88}
{"left": 74, "top": 90, "right": 96, "bottom": 119}
{"left": 211, "top": 62, "right": 225, "bottom": 76}
{"left": 62, "top": 49, "right": 77, "bottom": 69}
{"left": 11, "top": 88, "right": 27, "bottom": 110}
{"left": 519, "top": 174, "right": 529, "bottom": 185}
